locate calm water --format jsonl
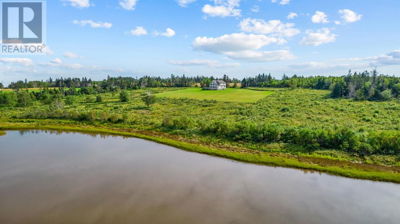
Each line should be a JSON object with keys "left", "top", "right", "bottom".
{"left": 0, "top": 131, "right": 399, "bottom": 224}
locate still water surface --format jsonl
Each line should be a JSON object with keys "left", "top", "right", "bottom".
{"left": 0, "top": 131, "right": 399, "bottom": 224}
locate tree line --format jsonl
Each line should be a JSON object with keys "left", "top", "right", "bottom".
{"left": 2, "top": 71, "right": 400, "bottom": 101}
{"left": 5, "top": 75, "right": 240, "bottom": 90}
{"left": 241, "top": 71, "right": 400, "bottom": 101}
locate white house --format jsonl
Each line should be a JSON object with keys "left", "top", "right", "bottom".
{"left": 208, "top": 80, "right": 226, "bottom": 90}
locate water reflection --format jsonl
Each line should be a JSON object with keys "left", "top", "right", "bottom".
{"left": 0, "top": 131, "right": 399, "bottom": 224}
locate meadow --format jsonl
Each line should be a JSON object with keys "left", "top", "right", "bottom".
{"left": 156, "top": 88, "right": 272, "bottom": 103}
{"left": 1, "top": 87, "right": 400, "bottom": 182}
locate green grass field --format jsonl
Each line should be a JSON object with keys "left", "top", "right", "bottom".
{"left": 156, "top": 88, "right": 273, "bottom": 103}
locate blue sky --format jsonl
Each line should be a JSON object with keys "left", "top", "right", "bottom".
{"left": 1, "top": 0, "right": 400, "bottom": 84}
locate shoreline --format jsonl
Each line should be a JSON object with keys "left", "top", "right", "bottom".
{"left": 1, "top": 121, "right": 400, "bottom": 184}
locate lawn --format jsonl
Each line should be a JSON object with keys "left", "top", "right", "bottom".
{"left": 156, "top": 88, "right": 273, "bottom": 103}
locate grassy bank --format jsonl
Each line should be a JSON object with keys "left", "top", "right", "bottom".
{"left": 1, "top": 121, "right": 400, "bottom": 184}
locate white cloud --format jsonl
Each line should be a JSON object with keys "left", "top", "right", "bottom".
{"left": 119, "top": 0, "right": 138, "bottom": 11}
{"left": 193, "top": 33, "right": 282, "bottom": 53}
{"left": 50, "top": 58, "right": 63, "bottom": 65}
{"left": 42, "top": 59, "right": 84, "bottom": 69}
{"left": 224, "top": 50, "right": 294, "bottom": 62}
{"left": 155, "top": 28, "right": 176, "bottom": 37}
{"left": 287, "top": 12, "right": 298, "bottom": 19}
{"left": 339, "top": 9, "right": 362, "bottom": 23}
{"left": 73, "top": 20, "right": 112, "bottom": 29}
{"left": 193, "top": 33, "right": 293, "bottom": 62}
{"left": 287, "top": 52, "right": 400, "bottom": 71}
{"left": 366, "top": 50, "right": 400, "bottom": 66}
{"left": 169, "top": 59, "right": 239, "bottom": 68}
{"left": 301, "top": 28, "right": 336, "bottom": 46}
{"left": 271, "top": 0, "right": 290, "bottom": 5}
{"left": 177, "top": 0, "right": 196, "bottom": 7}
{"left": 163, "top": 28, "right": 176, "bottom": 37}
{"left": 63, "top": 52, "right": 79, "bottom": 58}
{"left": 239, "top": 18, "right": 300, "bottom": 38}
{"left": 388, "top": 50, "right": 400, "bottom": 58}
{"left": 0, "top": 58, "right": 33, "bottom": 66}
{"left": 289, "top": 61, "right": 357, "bottom": 71}
{"left": 202, "top": 0, "right": 241, "bottom": 17}
{"left": 65, "top": 63, "right": 84, "bottom": 69}
{"left": 63, "top": 0, "right": 90, "bottom": 8}
{"left": 130, "top": 26, "right": 148, "bottom": 36}
{"left": 312, "top": 11, "right": 329, "bottom": 24}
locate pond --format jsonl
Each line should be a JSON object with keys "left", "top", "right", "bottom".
{"left": 0, "top": 130, "right": 399, "bottom": 224}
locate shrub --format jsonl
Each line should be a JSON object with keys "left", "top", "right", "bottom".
{"left": 16, "top": 91, "right": 34, "bottom": 107}
{"left": 65, "top": 96, "right": 75, "bottom": 105}
{"left": 0, "top": 92, "right": 17, "bottom": 106}
{"left": 381, "top": 89, "right": 393, "bottom": 101}
{"left": 120, "top": 91, "right": 129, "bottom": 102}
{"left": 96, "top": 95, "right": 103, "bottom": 103}
{"left": 141, "top": 92, "right": 156, "bottom": 107}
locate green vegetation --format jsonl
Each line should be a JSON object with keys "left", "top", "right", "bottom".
{"left": 242, "top": 71, "right": 400, "bottom": 101}
{"left": 156, "top": 88, "right": 272, "bottom": 103}
{"left": 141, "top": 92, "right": 156, "bottom": 107}
{"left": 5, "top": 75, "right": 239, "bottom": 90}
{"left": 119, "top": 91, "right": 130, "bottom": 102}
{"left": 0, "top": 130, "right": 5, "bottom": 136}
{"left": 1, "top": 122, "right": 399, "bottom": 183}
{"left": 96, "top": 95, "right": 103, "bottom": 103}
{"left": 1, "top": 75, "right": 400, "bottom": 183}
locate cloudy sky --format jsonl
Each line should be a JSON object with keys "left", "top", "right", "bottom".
{"left": 1, "top": 0, "right": 400, "bottom": 84}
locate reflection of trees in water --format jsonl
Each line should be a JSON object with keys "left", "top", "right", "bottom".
{"left": 17, "top": 129, "right": 127, "bottom": 140}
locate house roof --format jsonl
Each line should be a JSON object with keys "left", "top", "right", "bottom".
{"left": 213, "top": 80, "right": 226, "bottom": 85}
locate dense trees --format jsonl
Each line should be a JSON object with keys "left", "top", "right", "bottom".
{"left": 6, "top": 75, "right": 241, "bottom": 91}
{"left": 241, "top": 73, "right": 340, "bottom": 90}
{"left": 330, "top": 71, "right": 400, "bottom": 101}
{"left": 242, "top": 71, "right": 400, "bottom": 101}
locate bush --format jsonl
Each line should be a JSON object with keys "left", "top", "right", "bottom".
{"left": 85, "top": 96, "right": 96, "bottom": 103}
{"left": 161, "top": 117, "right": 400, "bottom": 156}
{"left": 16, "top": 91, "right": 34, "bottom": 107}
{"left": 120, "top": 91, "right": 129, "bottom": 102}
{"left": 141, "top": 92, "right": 156, "bottom": 107}
{"left": 381, "top": 89, "right": 393, "bottom": 101}
{"left": 0, "top": 92, "right": 17, "bottom": 106}
{"left": 96, "top": 95, "right": 103, "bottom": 103}
{"left": 65, "top": 96, "right": 75, "bottom": 105}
